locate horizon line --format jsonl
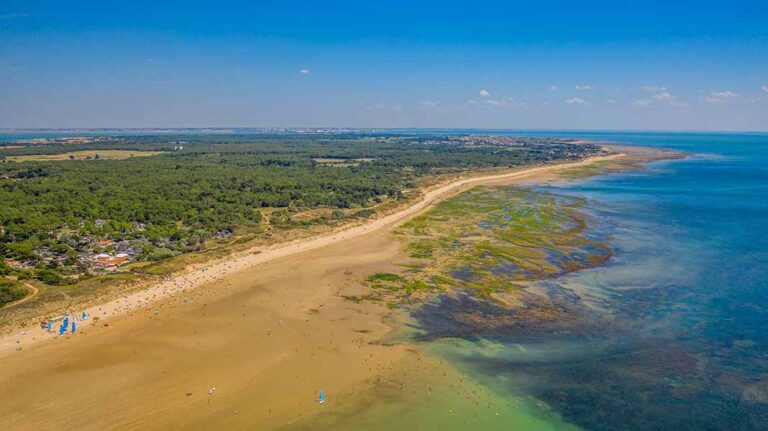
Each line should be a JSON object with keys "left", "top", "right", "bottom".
{"left": 1, "top": 127, "right": 767, "bottom": 134}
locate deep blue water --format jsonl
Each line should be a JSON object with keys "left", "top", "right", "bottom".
{"left": 416, "top": 132, "right": 768, "bottom": 430}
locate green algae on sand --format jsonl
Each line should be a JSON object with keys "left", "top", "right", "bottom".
{"left": 364, "top": 186, "right": 612, "bottom": 303}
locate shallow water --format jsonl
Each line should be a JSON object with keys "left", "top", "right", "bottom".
{"left": 413, "top": 132, "right": 768, "bottom": 430}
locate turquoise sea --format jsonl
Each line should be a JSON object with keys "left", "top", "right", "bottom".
{"left": 414, "top": 131, "right": 768, "bottom": 430}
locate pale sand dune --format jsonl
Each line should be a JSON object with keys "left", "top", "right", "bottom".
{"left": 0, "top": 154, "right": 622, "bottom": 430}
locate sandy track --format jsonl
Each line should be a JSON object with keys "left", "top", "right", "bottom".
{"left": 0, "top": 153, "right": 620, "bottom": 356}
{"left": 0, "top": 283, "right": 39, "bottom": 311}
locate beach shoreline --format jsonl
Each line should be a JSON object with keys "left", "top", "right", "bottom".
{"left": 0, "top": 151, "right": 629, "bottom": 356}
{"left": 0, "top": 146, "right": 681, "bottom": 431}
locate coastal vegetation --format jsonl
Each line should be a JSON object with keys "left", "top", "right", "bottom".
{"left": 364, "top": 186, "right": 613, "bottom": 304}
{"left": 0, "top": 280, "right": 27, "bottom": 307}
{"left": 0, "top": 133, "right": 601, "bottom": 306}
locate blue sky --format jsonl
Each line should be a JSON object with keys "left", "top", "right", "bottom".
{"left": 1, "top": 1, "right": 767, "bottom": 130}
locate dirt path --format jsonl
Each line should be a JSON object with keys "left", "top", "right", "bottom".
{"left": 0, "top": 283, "right": 38, "bottom": 311}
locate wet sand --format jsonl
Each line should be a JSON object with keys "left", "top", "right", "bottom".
{"left": 0, "top": 154, "right": 626, "bottom": 430}
{"left": 0, "top": 227, "right": 411, "bottom": 430}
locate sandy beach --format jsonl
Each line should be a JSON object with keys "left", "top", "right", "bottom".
{"left": 0, "top": 153, "right": 624, "bottom": 430}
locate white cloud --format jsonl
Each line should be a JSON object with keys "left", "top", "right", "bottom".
{"left": 705, "top": 90, "right": 738, "bottom": 104}
{"left": 575, "top": 85, "right": 595, "bottom": 91}
{"left": 300, "top": 69, "right": 310, "bottom": 75}
{"left": 607, "top": 99, "right": 616, "bottom": 104}
{"left": 633, "top": 99, "right": 651, "bottom": 108}
{"left": 548, "top": 85, "right": 558, "bottom": 91}
{"left": 762, "top": 85, "right": 768, "bottom": 93}
{"left": 479, "top": 89, "right": 490, "bottom": 97}
{"left": 646, "top": 91, "right": 689, "bottom": 108}
{"left": 467, "top": 99, "right": 477, "bottom": 105}
{"left": 711, "top": 90, "right": 738, "bottom": 98}
{"left": 361, "top": 102, "right": 402, "bottom": 112}
{"left": 480, "top": 96, "right": 526, "bottom": 108}
{"left": 485, "top": 97, "right": 526, "bottom": 108}
{"left": 564, "top": 97, "right": 587, "bottom": 105}
{"left": 643, "top": 85, "right": 667, "bottom": 92}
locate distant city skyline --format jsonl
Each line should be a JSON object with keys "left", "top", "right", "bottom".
{"left": 1, "top": 1, "right": 767, "bottom": 131}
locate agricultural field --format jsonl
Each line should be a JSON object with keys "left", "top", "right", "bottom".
{"left": 3, "top": 150, "right": 165, "bottom": 162}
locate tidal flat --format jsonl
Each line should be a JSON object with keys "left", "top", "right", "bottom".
{"left": 363, "top": 186, "right": 613, "bottom": 305}
{"left": 328, "top": 180, "right": 628, "bottom": 430}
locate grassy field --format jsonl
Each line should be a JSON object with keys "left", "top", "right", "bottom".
{"left": 312, "top": 157, "right": 375, "bottom": 167}
{"left": 5, "top": 150, "right": 166, "bottom": 162}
